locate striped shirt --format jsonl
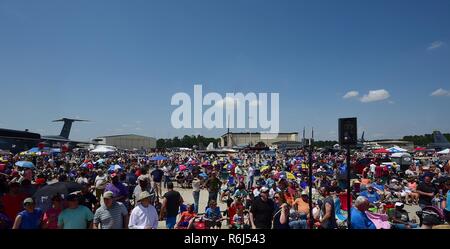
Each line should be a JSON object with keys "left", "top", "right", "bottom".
{"left": 93, "top": 202, "right": 128, "bottom": 229}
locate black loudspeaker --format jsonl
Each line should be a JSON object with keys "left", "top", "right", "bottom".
{"left": 339, "top": 118, "right": 357, "bottom": 145}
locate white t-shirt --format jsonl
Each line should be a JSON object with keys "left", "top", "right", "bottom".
{"left": 192, "top": 179, "right": 201, "bottom": 192}
{"left": 370, "top": 164, "right": 376, "bottom": 173}
{"left": 162, "top": 166, "right": 170, "bottom": 176}
{"left": 253, "top": 188, "right": 260, "bottom": 197}
{"left": 269, "top": 188, "right": 277, "bottom": 199}
{"left": 247, "top": 166, "right": 255, "bottom": 177}
{"left": 128, "top": 204, "right": 159, "bottom": 229}
{"left": 95, "top": 175, "right": 108, "bottom": 189}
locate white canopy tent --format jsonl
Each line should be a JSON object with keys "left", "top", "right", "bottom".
{"left": 388, "top": 146, "right": 408, "bottom": 153}
{"left": 90, "top": 145, "right": 117, "bottom": 153}
{"left": 390, "top": 152, "right": 411, "bottom": 157}
{"left": 437, "top": 148, "right": 450, "bottom": 154}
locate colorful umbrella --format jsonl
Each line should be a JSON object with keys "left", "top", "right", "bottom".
{"left": 179, "top": 165, "right": 187, "bottom": 171}
{"left": 15, "top": 161, "right": 35, "bottom": 168}
{"left": 108, "top": 164, "right": 123, "bottom": 172}
{"left": 260, "top": 165, "right": 270, "bottom": 172}
{"left": 286, "top": 172, "right": 296, "bottom": 180}
{"left": 373, "top": 148, "right": 390, "bottom": 154}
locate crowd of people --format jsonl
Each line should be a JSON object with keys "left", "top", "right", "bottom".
{"left": 0, "top": 146, "right": 449, "bottom": 229}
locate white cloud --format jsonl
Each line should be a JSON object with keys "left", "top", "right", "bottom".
{"left": 427, "top": 40, "right": 445, "bottom": 50}
{"left": 430, "top": 88, "right": 450, "bottom": 96}
{"left": 360, "top": 89, "right": 390, "bottom": 103}
{"left": 342, "top": 91, "right": 359, "bottom": 99}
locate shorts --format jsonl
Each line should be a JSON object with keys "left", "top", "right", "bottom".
{"left": 154, "top": 182, "right": 162, "bottom": 191}
{"left": 166, "top": 216, "right": 177, "bottom": 229}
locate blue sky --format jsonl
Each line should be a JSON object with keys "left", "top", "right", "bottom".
{"left": 0, "top": 0, "right": 449, "bottom": 141}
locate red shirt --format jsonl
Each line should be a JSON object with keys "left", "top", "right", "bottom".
{"left": 228, "top": 203, "right": 244, "bottom": 225}
{"left": 1, "top": 193, "right": 26, "bottom": 221}
{"left": 375, "top": 165, "right": 383, "bottom": 178}
{"left": 42, "top": 208, "right": 62, "bottom": 229}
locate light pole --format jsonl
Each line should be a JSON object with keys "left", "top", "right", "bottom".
{"left": 338, "top": 117, "right": 357, "bottom": 230}
{"left": 308, "top": 139, "right": 313, "bottom": 229}
{"left": 346, "top": 144, "right": 351, "bottom": 229}
{"left": 249, "top": 116, "right": 253, "bottom": 146}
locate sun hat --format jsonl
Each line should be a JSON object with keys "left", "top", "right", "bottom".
{"left": 23, "top": 198, "right": 34, "bottom": 205}
{"left": 103, "top": 191, "right": 114, "bottom": 199}
{"left": 138, "top": 191, "right": 151, "bottom": 202}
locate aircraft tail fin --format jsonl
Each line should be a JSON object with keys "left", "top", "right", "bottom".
{"left": 53, "top": 118, "right": 88, "bottom": 139}
{"left": 206, "top": 142, "right": 214, "bottom": 151}
{"left": 433, "top": 131, "right": 449, "bottom": 144}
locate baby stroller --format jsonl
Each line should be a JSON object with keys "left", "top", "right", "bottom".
{"left": 416, "top": 206, "right": 445, "bottom": 227}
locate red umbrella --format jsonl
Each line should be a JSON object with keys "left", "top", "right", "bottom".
{"left": 373, "top": 148, "right": 389, "bottom": 154}
{"left": 414, "top": 147, "right": 426, "bottom": 151}
{"left": 179, "top": 165, "right": 187, "bottom": 171}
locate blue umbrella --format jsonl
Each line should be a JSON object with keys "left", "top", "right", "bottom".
{"left": 15, "top": 161, "right": 35, "bottom": 168}
{"left": 150, "top": 155, "right": 168, "bottom": 161}
{"left": 28, "top": 147, "right": 41, "bottom": 153}
{"left": 108, "top": 164, "right": 123, "bottom": 172}
{"left": 199, "top": 172, "right": 208, "bottom": 179}
{"left": 50, "top": 148, "right": 61, "bottom": 154}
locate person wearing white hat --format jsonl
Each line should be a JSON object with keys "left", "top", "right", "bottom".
{"left": 249, "top": 186, "right": 275, "bottom": 229}
{"left": 128, "top": 191, "right": 158, "bottom": 229}
{"left": 93, "top": 191, "right": 128, "bottom": 229}
{"left": 390, "top": 202, "right": 418, "bottom": 229}
{"left": 133, "top": 175, "right": 155, "bottom": 206}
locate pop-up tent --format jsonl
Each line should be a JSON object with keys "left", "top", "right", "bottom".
{"left": 437, "top": 148, "right": 450, "bottom": 154}
{"left": 90, "top": 145, "right": 117, "bottom": 153}
{"left": 387, "top": 147, "right": 408, "bottom": 153}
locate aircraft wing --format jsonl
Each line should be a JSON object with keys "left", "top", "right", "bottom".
{"left": 41, "top": 136, "right": 97, "bottom": 145}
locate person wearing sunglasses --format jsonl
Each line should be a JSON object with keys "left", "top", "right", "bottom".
{"left": 273, "top": 192, "right": 290, "bottom": 229}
